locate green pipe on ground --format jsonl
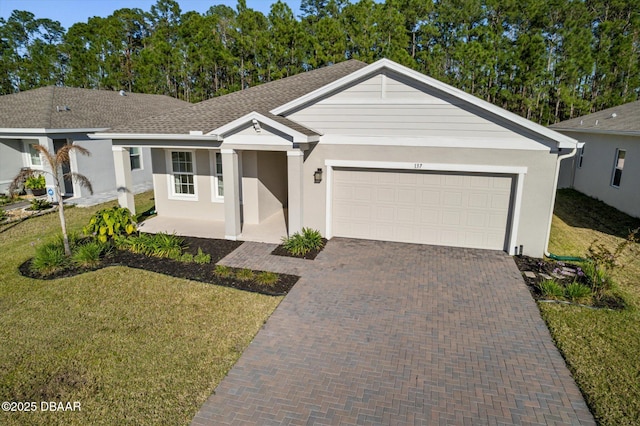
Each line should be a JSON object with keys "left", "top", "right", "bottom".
{"left": 546, "top": 252, "right": 586, "bottom": 262}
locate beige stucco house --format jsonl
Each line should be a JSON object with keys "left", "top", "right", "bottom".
{"left": 97, "top": 59, "right": 578, "bottom": 257}
{"left": 552, "top": 101, "right": 639, "bottom": 218}
{"left": 0, "top": 86, "right": 188, "bottom": 200}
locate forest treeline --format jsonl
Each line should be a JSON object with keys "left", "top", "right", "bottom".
{"left": 1, "top": 0, "right": 638, "bottom": 124}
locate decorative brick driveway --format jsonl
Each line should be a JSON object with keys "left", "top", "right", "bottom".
{"left": 192, "top": 238, "right": 594, "bottom": 425}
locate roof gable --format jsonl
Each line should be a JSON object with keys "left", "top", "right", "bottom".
{"left": 273, "top": 59, "right": 577, "bottom": 149}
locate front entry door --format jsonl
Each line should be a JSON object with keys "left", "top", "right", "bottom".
{"left": 53, "top": 139, "right": 74, "bottom": 196}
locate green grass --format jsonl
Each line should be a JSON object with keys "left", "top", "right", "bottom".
{"left": 0, "top": 191, "right": 282, "bottom": 425}
{"left": 543, "top": 189, "right": 640, "bottom": 425}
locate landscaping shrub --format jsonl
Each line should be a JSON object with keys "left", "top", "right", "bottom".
{"left": 0, "top": 194, "right": 14, "bottom": 206}
{"left": 538, "top": 279, "right": 565, "bottom": 299}
{"left": 84, "top": 206, "right": 136, "bottom": 243}
{"left": 213, "top": 265, "right": 233, "bottom": 278}
{"left": 149, "top": 233, "right": 184, "bottom": 258}
{"left": 255, "top": 271, "right": 279, "bottom": 286}
{"left": 565, "top": 282, "right": 592, "bottom": 302}
{"left": 236, "top": 268, "right": 255, "bottom": 282}
{"left": 72, "top": 241, "right": 108, "bottom": 268}
{"left": 179, "top": 252, "right": 194, "bottom": 263}
{"left": 0, "top": 209, "right": 6, "bottom": 222}
{"left": 53, "top": 231, "right": 84, "bottom": 251}
{"left": 281, "top": 227, "right": 324, "bottom": 256}
{"left": 193, "top": 248, "right": 211, "bottom": 264}
{"left": 31, "top": 242, "right": 68, "bottom": 275}
{"left": 116, "top": 233, "right": 184, "bottom": 258}
{"left": 28, "top": 198, "right": 52, "bottom": 211}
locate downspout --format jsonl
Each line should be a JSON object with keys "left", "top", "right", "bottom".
{"left": 544, "top": 145, "right": 577, "bottom": 257}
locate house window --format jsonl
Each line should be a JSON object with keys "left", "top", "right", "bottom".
{"left": 611, "top": 149, "right": 625, "bottom": 188}
{"left": 28, "top": 142, "right": 42, "bottom": 166}
{"left": 171, "top": 151, "right": 195, "bottom": 195}
{"left": 577, "top": 145, "right": 585, "bottom": 168}
{"left": 129, "top": 147, "right": 142, "bottom": 170}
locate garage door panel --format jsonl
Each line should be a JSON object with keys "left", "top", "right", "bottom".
{"left": 443, "top": 192, "right": 463, "bottom": 206}
{"left": 332, "top": 169, "right": 512, "bottom": 250}
{"left": 396, "top": 207, "right": 415, "bottom": 223}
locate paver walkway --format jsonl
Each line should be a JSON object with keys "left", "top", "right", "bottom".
{"left": 193, "top": 238, "right": 595, "bottom": 425}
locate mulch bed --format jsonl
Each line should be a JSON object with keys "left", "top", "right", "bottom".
{"left": 19, "top": 236, "right": 299, "bottom": 296}
{"left": 513, "top": 255, "right": 626, "bottom": 309}
{"left": 270, "top": 238, "right": 328, "bottom": 260}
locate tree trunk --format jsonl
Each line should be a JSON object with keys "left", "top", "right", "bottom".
{"left": 56, "top": 184, "right": 71, "bottom": 256}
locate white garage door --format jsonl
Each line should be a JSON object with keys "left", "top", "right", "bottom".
{"left": 331, "top": 168, "right": 513, "bottom": 250}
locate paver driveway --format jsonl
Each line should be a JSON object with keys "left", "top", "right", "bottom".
{"left": 193, "top": 238, "right": 594, "bottom": 425}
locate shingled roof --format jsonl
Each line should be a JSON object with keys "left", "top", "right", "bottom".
{"left": 0, "top": 86, "right": 189, "bottom": 130}
{"left": 108, "top": 60, "right": 369, "bottom": 135}
{"left": 550, "top": 101, "right": 640, "bottom": 135}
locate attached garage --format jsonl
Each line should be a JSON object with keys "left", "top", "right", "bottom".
{"left": 327, "top": 162, "right": 527, "bottom": 252}
{"left": 331, "top": 168, "right": 513, "bottom": 250}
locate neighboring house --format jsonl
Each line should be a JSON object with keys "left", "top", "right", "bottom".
{"left": 551, "top": 101, "right": 640, "bottom": 218}
{"left": 96, "top": 59, "right": 578, "bottom": 257}
{"left": 0, "top": 86, "right": 188, "bottom": 199}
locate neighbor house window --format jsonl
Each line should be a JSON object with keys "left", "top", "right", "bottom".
{"left": 28, "top": 142, "right": 42, "bottom": 166}
{"left": 611, "top": 149, "right": 625, "bottom": 188}
{"left": 129, "top": 147, "right": 142, "bottom": 170}
{"left": 171, "top": 151, "right": 195, "bottom": 195}
{"left": 577, "top": 145, "right": 585, "bottom": 168}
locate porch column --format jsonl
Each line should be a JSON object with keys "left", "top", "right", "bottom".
{"left": 37, "top": 136, "right": 56, "bottom": 201}
{"left": 221, "top": 148, "right": 241, "bottom": 240}
{"left": 112, "top": 146, "right": 135, "bottom": 214}
{"left": 287, "top": 150, "right": 304, "bottom": 236}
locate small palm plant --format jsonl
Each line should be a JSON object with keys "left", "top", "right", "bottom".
{"left": 9, "top": 144, "right": 93, "bottom": 256}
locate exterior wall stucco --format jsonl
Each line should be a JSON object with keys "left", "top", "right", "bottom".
{"left": 301, "top": 144, "right": 557, "bottom": 257}
{"left": 73, "top": 139, "right": 153, "bottom": 197}
{"left": 0, "top": 139, "right": 23, "bottom": 194}
{"left": 559, "top": 133, "right": 640, "bottom": 218}
{"left": 151, "top": 148, "right": 225, "bottom": 221}
{"left": 256, "top": 151, "right": 287, "bottom": 222}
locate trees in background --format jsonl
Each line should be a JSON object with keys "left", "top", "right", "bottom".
{"left": 1, "top": 0, "right": 638, "bottom": 123}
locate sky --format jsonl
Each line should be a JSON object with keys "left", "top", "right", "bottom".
{"left": 0, "top": 0, "right": 302, "bottom": 29}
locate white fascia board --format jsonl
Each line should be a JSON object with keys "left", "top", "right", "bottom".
{"left": 212, "top": 111, "right": 315, "bottom": 143}
{"left": 551, "top": 127, "right": 640, "bottom": 137}
{"left": 90, "top": 133, "right": 222, "bottom": 141}
{"left": 0, "top": 127, "right": 108, "bottom": 135}
{"left": 272, "top": 58, "right": 578, "bottom": 149}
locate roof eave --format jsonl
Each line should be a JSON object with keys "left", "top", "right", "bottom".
{"left": 0, "top": 127, "right": 110, "bottom": 135}
{"left": 90, "top": 132, "right": 223, "bottom": 141}
{"left": 550, "top": 127, "right": 640, "bottom": 137}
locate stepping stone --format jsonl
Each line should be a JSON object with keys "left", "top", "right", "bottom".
{"left": 523, "top": 271, "right": 536, "bottom": 279}
{"left": 540, "top": 273, "right": 553, "bottom": 280}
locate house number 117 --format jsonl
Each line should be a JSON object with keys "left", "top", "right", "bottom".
{"left": 414, "top": 163, "right": 423, "bottom": 169}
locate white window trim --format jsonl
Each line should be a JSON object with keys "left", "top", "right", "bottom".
{"left": 577, "top": 146, "right": 585, "bottom": 168}
{"left": 165, "top": 149, "right": 198, "bottom": 201}
{"left": 129, "top": 147, "right": 143, "bottom": 171}
{"left": 611, "top": 148, "right": 625, "bottom": 188}
{"left": 324, "top": 160, "right": 527, "bottom": 256}
{"left": 209, "top": 150, "right": 224, "bottom": 202}
{"left": 24, "top": 141, "right": 43, "bottom": 168}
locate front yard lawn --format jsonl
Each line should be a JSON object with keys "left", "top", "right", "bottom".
{"left": 0, "top": 192, "right": 282, "bottom": 425}
{"left": 543, "top": 189, "right": 640, "bottom": 425}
